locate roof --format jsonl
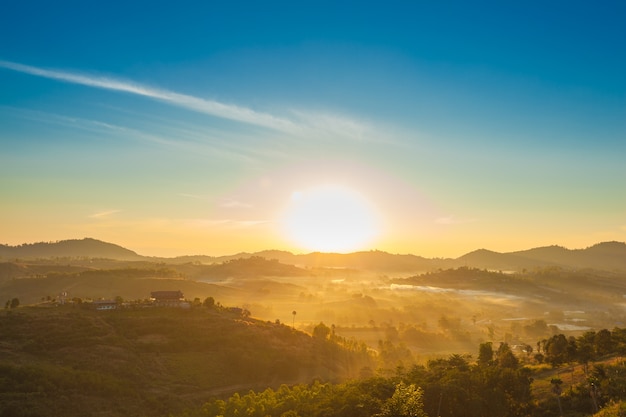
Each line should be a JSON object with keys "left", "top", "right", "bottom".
{"left": 150, "top": 290, "right": 184, "bottom": 300}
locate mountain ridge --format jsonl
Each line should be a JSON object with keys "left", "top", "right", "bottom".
{"left": 1, "top": 238, "right": 625, "bottom": 272}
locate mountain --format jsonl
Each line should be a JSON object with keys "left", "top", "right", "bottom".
{"left": 510, "top": 241, "right": 626, "bottom": 271}
{"left": 455, "top": 248, "right": 557, "bottom": 271}
{"left": 455, "top": 242, "right": 626, "bottom": 271}
{"left": 2, "top": 238, "right": 625, "bottom": 272}
{"left": 0, "top": 238, "right": 143, "bottom": 261}
{"left": 224, "top": 250, "right": 442, "bottom": 272}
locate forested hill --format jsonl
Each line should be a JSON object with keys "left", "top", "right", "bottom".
{"left": 0, "top": 306, "right": 374, "bottom": 417}
{"left": 2, "top": 238, "right": 626, "bottom": 272}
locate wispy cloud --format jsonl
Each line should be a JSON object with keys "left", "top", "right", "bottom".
{"left": 219, "top": 198, "right": 253, "bottom": 209}
{"left": 178, "top": 193, "right": 212, "bottom": 201}
{"left": 435, "top": 215, "right": 477, "bottom": 225}
{"left": 0, "top": 59, "right": 385, "bottom": 156}
{"left": 0, "top": 60, "right": 298, "bottom": 133}
{"left": 88, "top": 209, "right": 121, "bottom": 219}
{"left": 184, "top": 218, "right": 271, "bottom": 229}
{"left": 291, "top": 110, "right": 370, "bottom": 142}
{"left": 4, "top": 105, "right": 267, "bottom": 163}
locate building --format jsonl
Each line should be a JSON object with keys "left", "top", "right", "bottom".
{"left": 150, "top": 290, "right": 184, "bottom": 307}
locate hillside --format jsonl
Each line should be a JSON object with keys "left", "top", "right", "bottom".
{"left": 0, "top": 266, "right": 249, "bottom": 306}
{"left": 0, "top": 256, "right": 315, "bottom": 307}
{"left": 0, "top": 306, "right": 374, "bottom": 417}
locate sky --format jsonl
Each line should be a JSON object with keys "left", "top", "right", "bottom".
{"left": 1, "top": 1, "right": 625, "bottom": 257}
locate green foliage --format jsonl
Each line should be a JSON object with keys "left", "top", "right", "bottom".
{"left": 478, "top": 342, "right": 494, "bottom": 365}
{"left": 496, "top": 342, "right": 519, "bottom": 369}
{"left": 377, "top": 382, "right": 427, "bottom": 417}
{"left": 186, "top": 350, "right": 535, "bottom": 417}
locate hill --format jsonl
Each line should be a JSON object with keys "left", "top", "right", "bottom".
{"left": 186, "top": 256, "right": 310, "bottom": 280}
{"left": 0, "top": 306, "right": 374, "bottom": 417}
{"left": 0, "top": 238, "right": 143, "bottom": 261}
{"left": 454, "top": 242, "right": 626, "bottom": 271}
{"left": 453, "top": 249, "right": 540, "bottom": 271}
{"left": 0, "top": 266, "right": 251, "bottom": 306}
{"left": 2, "top": 238, "right": 626, "bottom": 272}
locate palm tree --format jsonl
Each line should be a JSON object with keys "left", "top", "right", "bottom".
{"left": 292, "top": 310, "right": 297, "bottom": 329}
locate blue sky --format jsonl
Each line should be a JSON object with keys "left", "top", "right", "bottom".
{"left": 1, "top": 1, "right": 624, "bottom": 256}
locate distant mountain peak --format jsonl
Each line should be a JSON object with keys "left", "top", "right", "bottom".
{"left": 586, "top": 241, "right": 626, "bottom": 250}
{"left": 0, "top": 238, "right": 141, "bottom": 260}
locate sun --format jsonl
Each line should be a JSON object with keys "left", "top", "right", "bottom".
{"left": 281, "top": 185, "right": 379, "bottom": 253}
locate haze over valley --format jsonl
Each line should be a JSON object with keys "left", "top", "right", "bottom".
{"left": 3, "top": 238, "right": 626, "bottom": 355}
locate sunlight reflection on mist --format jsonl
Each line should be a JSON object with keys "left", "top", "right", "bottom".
{"left": 389, "top": 284, "right": 522, "bottom": 301}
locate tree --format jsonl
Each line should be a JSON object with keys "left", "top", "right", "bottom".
{"left": 496, "top": 342, "right": 519, "bottom": 369}
{"left": 10, "top": 298, "right": 19, "bottom": 309}
{"left": 378, "top": 382, "right": 427, "bottom": 417}
{"left": 202, "top": 296, "right": 215, "bottom": 309}
{"left": 594, "top": 329, "right": 613, "bottom": 356}
{"left": 478, "top": 342, "right": 494, "bottom": 366}
{"left": 545, "top": 334, "right": 569, "bottom": 367}
{"left": 551, "top": 378, "right": 563, "bottom": 416}
{"left": 313, "top": 322, "right": 331, "bottom": 340}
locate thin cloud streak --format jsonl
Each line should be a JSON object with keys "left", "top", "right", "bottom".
{"left": 185, "top": 218, "right": 271, "bottom": 229}
{"left": 435, "top": 215, "right": 477, "bottom": 225}
{"left": 88, "top": 209, "right": 121, "bottom": 219}
{"left": 0, "top": 60, "right": 298, "bottom": 133}
{"left": 5, "top": 105, "right": 263, "bottom": 163}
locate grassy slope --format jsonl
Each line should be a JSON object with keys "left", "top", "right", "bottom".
{"left": 0, "top": 306, "right": 373, "bottom": 417}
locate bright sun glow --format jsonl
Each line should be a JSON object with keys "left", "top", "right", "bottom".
{"left": 281, "top": 185, "right": 379, "bottom": 253}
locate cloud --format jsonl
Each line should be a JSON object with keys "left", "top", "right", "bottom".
{"left": 0, "top": 60, "right": 298, "bottom": 133}
{"left": 0, "top": 60, "right": 386, "bottom": 146}
{"left": 184, "top": 218, "right": 270, "bottom": 229}
{"left": 291, "top": 110, "right": 370, "bottom": 142}
{"left": 5, "top": 105, "right": 267, "bottom": 163}
{"left": 435, "top": 215, "right": 477, "bottom": 225}
{"left": 219, "top": 199, "right": 253, "bottom": 209}
{"left": 88, "top": 209, "right": 121, "bottom": 219}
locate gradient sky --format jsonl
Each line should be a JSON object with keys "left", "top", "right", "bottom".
{"left": 1, "top": 1, "right": 625, "bottom": 257}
